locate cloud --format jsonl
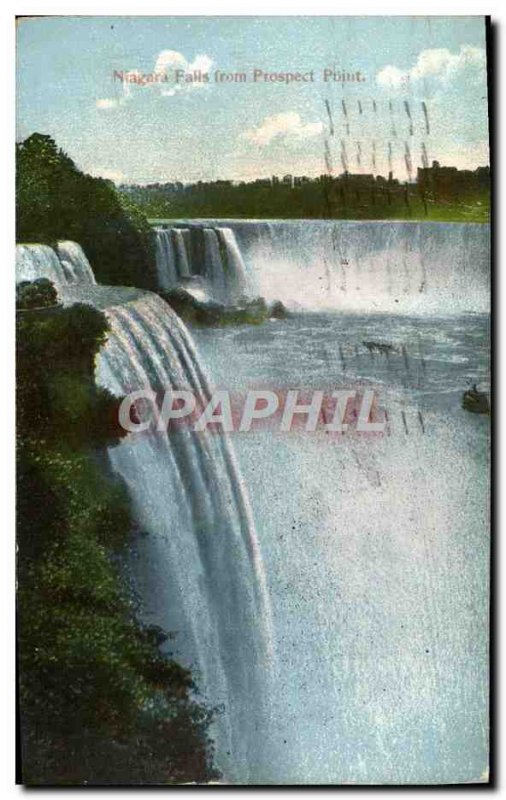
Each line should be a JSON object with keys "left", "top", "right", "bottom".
{"left": 154, "top": 49, "right": 187, "bottom": 73}
{"left": 377, "top": 45, "right": 486, "bottom": 89}
{"left": 242, "top": 112, "right": 323, "bottom": 147}
{"left": 96, "top": 98, "right": 121, "bottom": 110}
{"left": 155, "top": 50, "right": 212, "bottom": 86}
{"left": 89, "top": 167, "right": 126, "bottom": 184}
{"left": 96, "top": 50, "right": 213, "bottom": 109}
{"left": 158, "top": 52, "right": 213, "bottom": 96}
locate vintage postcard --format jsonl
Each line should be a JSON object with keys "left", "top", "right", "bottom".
{"left": 16, "top": 15, "right": 491, "bottom": 785}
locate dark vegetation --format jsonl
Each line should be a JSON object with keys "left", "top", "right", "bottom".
{"left": 162, "top": 286, "right": 288, "bottom": 326}
{"left": 122, "top": 164, "right": 490, "bottom": 223}
{"left": 16, "top": 134, "right": 156, "bottom": 288}
{"left": 16, "top": 277, "right": 59, "bottom": 309}
{"left": 17, "top": 291, "right": 219, "bottom": 785}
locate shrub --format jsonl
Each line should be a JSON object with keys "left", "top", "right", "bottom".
{"left": 16, "top": 278, "right": 59, "bottom": 309}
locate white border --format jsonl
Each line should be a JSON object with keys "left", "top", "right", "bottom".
{"left": 1, "top": 3, "right": 501, "bottom": 797}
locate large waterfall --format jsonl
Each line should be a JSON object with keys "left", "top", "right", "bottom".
{"left": 96, "top": 291, "right": 273, "bottom": 783}
{"left": 18, "top": 224, "right": 489, "bottom": 784}
{"left": 17, "top": 237, "right": 274, "bottom": 781}
{"left": 16, "top": 241, "right": 96, "bottom": 290}
{"left": 153, "top": 221, "right": 489, "bottom": 315}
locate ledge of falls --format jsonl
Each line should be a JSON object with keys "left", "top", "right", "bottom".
{"left": 16, "top": 241, "right": 97, "bottom": 292}
{"left": 151, "top": 219, "right": 490, "bottom": 315}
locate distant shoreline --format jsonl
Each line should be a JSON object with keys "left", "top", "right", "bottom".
{"left": 148, "top": 217, "right": 490, "bottom": 225}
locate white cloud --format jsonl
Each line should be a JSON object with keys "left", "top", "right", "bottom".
{"left": 377, "top": 45, "right": 486, "bottom": 89}
{"left": 96, "top": 50, "right": 213, "bottom": 109}
{"left": 96, "top": 98, "right": 120, "bottom": 110}
{"left": 242, "top": 112, "right": 323, "bottom": 147}
{"left": 89, "top": 167, "right": 126, "bottom": 184}
{"left": 154, "top": 49, "right": 187, "bottom": 73}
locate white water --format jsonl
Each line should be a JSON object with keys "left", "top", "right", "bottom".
{"left": 22, "top": 221, "right": 490, "bottom": 784}
{"left": 19, "top": 235, "right": 275, "bottom": 781}
{"left": 95, "top": 291, "right": 274, "bottom": 783}
{"left": 154, "top": 225, "right": 249, "bottom": 304}
{"left": 194, "top": 310, "right": 490, "bottom": 784}
{"left": 56, "top": 241, "right": 97, "bottom": 285}
{"left": 16, "top": 241, "right": 96, "bottom": 291}
{"left": 152, "top": 220, "right": 489, "bottom": 316}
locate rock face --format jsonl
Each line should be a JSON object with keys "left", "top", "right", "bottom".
{"left": 160, "top": 286, "right": 288, "bottom": 327}
{"left": 270, "top": 300, "right": 288, "bottom": 320}
{"left": 462, "top": 385, "right": 490, "bottom": 414}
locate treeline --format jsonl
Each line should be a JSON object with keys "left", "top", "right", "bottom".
{"left": 17, "top": 297, "right": 219, "bottom": 785}
{"left": 16, "top": 134, "right": 155, "bottom": 287}
{"left": 121, "top": 170, "right": 490, "bottom": 223}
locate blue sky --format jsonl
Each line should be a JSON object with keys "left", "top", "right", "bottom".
{"left": 17, "top": 16, "right": 489, "bottom": 183}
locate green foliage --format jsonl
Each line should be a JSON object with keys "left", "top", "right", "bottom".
{"left": 16, "top": 134, "right": 156, "bottom": 288}
{"left": 17, "top": 303, "right": 219, "bottom": 785}
{"left": 123, "top": 173, "right": 490, "bottom": 223}
{"left": 17, "top": 302, "right": 123, "bottom": 448}
{"left": 16, "top": 278, "right": 59, "bottom": 309}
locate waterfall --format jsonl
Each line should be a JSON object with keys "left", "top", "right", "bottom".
{"left": 152, "top": 221, "right": 489, "bottom": 315}
{"left": 216, "top": 227, "right": 248, "bottom": 299}
{"left": 228, "top": 220, "right": 490, "bottom": 314}
{"left": 16, "top": 244, "right": 68, "bottom": 288}
{"left": 172, "top": 229, "right": 191, "bottom": 278}
{"left": 17, "top": 233, "right": 274, "bottom": 779}
{"left": 56, "top": 241, "right": 97, "bottom": 285}
{"left": 155, "top": 229, "right": 178, "bottom": 289}
{"left": 16, "top": 241, "right": 96, "bottom": 291}
{"left": 96, "top": 291, "right": 273, "bottom": 783}
{"left": 203, "top": 228, "right": 227, "bottom": 302}
{"left": 153, "top": 225, "right": 249, "bottom": 304}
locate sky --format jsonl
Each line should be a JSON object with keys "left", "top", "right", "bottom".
{"left": 16, "top": 16, "right": 490, "bottom": 184}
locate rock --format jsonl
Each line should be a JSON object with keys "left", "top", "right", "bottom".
{"left": 270, "top": 300, "right": 288, "bottom": 319}
{"left": 363, "top": 340, "right": 398, "bottom": 355}
{"left": 160, "top": 287, "right": 286, "bottom": 327}
{"left": 462, "top": 384, "right": 490, "bottom": 414}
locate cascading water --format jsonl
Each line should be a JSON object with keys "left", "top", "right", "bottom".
{"left": 154, "top": 225, "right": 249, "bottom": 304}
{"left": 203, "top": 228, "right": 227, "bottom": 302}
{"left": 16, "top": 241, "right": 96, "bottom": 291}
{"left": 19, "top": 235, "right": 275, "bottom": 781}
{"left": 16, "top": 244, "right": 68, "bottom": 289}
{"left": 96, "top": 292, "right": 274, "bottom": 783}
{"left": 20, "top": 221, "right": 490, "bottom": 784}
{"left": 56, "top": 241, "right": 97, "bottom": 285}
{"left": 151, "top": 220, "right": 489, "bottom": 315}
{"left": 155, "top": 229, "right": 178, "bottom": 289}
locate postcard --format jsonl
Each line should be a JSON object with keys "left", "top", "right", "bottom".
{"left": 16, "top": 15, "right": 490, "bottom": 785}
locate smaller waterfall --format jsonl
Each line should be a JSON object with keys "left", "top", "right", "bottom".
{"left": 203, "top": 228, "right": 227, "bottom": 301}
{"left": 56, "top": 241, "right": 97, "bottom": 285}
{"left": 16, "top": 244, "right": 67, "bottom": 288}
{"left": 172, "top": 229, "right": 191, "bottom": 278}
{"left": 216, "top": 227, "right": 248, "bottom": 299}
{"left": 154, "top": 225, "right": 249, "bottom": 304}
{"left": 16, "top": 241, "right": 96, "bottom": 291}
{"left": 155, "top": 230, "right": 178, "bottom": 289}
